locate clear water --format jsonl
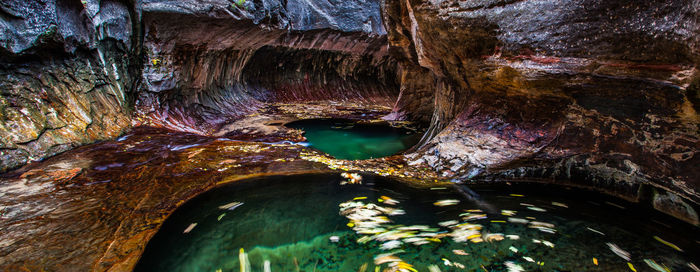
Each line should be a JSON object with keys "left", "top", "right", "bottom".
{"left": 285, "top": 119, "right": 421, "bottom": 160}
{"left": 135, "top": 174, "right": 699, "bottom": 272}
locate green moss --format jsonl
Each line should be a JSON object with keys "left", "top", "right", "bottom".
{"left": 233, "top": 0, "right": 246, "bottom": 9}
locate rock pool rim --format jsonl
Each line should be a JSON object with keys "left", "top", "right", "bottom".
{"left": 134, "top": 172, "right": 700, "bottom": 270}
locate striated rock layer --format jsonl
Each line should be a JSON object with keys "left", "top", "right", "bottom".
{"left": 0, "top": 0, "right": 698, "bottom": 218}
{"left": 0, "top": 0, "right": 139, "bottom": 172}
{"left": 135, "top": 0, "right": 398, "bottom": 134}
{"left": 0, "top": 0, "right": 699, "bottom": 271}
{"left": 0, "top": 0, "right": 698, "bottom": 217}
{"left": 1, "top": 0, "right": 397, "bottom": 170}
{"left": 385, "top": 0, "right": 700, "bottom": 221}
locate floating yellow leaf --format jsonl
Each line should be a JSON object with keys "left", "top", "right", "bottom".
{"left": 653, "top": 236, "right": 683, "bottom": 252}
{"left": 628, "top": 262, "right": 637, "bottom": 272}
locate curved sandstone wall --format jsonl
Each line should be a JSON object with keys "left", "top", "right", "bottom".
{"left": 0, "top": 0, "right": 698, "bottom": 222}
{"left": 135, "top": 0, "right": 400, "bottom": 133}
{"left": 385, "top": 0, "right": 700, "bottom": 221}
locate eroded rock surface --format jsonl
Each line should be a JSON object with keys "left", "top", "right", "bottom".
{"left": 0, "top": 0, "right": 138, "bottom": 172}
{"left": 137, "top": 1, "right": 396, "bottom": 134}
{"left": 0, "top": 107, "right": 431, "bottom": 271}
{"left": 385, "top": 0, "right": 700, "bottom": 207}
{"left": 0, "top": 0, "right": 699, "bottom": 271}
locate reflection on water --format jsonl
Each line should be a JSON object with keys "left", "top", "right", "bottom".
{"left": 135, "top": 174, "right": 699, "bottom": 272}
{"left": 285, "top": 119, "right": 422, "bottom": 160}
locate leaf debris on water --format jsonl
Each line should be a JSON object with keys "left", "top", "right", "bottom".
{"left": 501, "top": 210, "right": 516, "bottom": 216}
{"left": 379, "top": 196, "right": 399, "bottom": 205}
{"left": 452, "top": 249, "right": 469, "bottom": 255}
{"left": 551, "top": 201, "right": 568, "bottom": 208}
{"left": 183, "top": 223, "right": 197, "bottom": 234}
{"left": 653, "top": 236, "right": 683, "bottom": 252}
{"left": 505, "top": 261, "right": 524, "bottom": 272}
{"left": 434, "top": 199, "right": 460, "bottom": 206}
{"left": 628, "top": 262, "right": 637, "bottom": 272}
{"left": 606, "top": 243, "right": 631, "bottom": 261}
{"left": 219, "top": 201, "right": 243, "bottom": 210}
{"left": 687, "top": 262, "right": 700, "bottom": 272}
{"left": 526, "top": 206, "right": 547, "bottom": 212}
{"left": 644, "top": 259, "right": 670, "bottom": 272}
{"left": 341, "top": 172, "right": 363, "bottom": 185}
{"left": 586, "top": 227, "right": 605, "bottom": 235}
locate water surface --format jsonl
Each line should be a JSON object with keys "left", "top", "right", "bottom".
{"left": 135, "top": 174, "right": 699, "bottom": 272}
{"left": 285, "top": 119, "right": 421, "bottom": 160}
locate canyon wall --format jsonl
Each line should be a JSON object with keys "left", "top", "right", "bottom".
{"left": 0, "top": 0, "right": 138, "bottom": 172}
{"left": 0, "top": 0, "right": 398, "bottom": 169}
{"left": 136, "top": 0, "right": 399, "bottom": 133}
{"left": 1, "top": 0, "right": 699, "bottom": 222}
{"left": 386, "top": 0, "right": 700, "bottom": 221}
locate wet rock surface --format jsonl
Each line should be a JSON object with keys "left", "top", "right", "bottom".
{"left": 137, "top": 4, "right": 396, "bottom": 133}
{"left": 141, "top": 0, "right": 385, "bottom": 34}
{"left": 0, "top": 127, "right": 323, "bottom": 271}
{"left": 384, "top": 0, "right": 700, "bottom": 207}
{"left": 1, "top": 0, "right": 392, "bottom": 171}
{"left": 0, "top": 0, "right": 699, "bottom": 270}
{"left": 0, "top": 54, "right": 132, "bottom": 172}
{"left": 0, "top": 108, "right": 435, "bottom": 271}
{"left": 0, "top": 0, "right": 138, "bottom": 172}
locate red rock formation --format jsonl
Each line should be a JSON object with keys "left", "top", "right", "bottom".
{"left": 385, "top": 0, "right": 700, "bottom": 222}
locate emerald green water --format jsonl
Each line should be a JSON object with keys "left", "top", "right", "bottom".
{"left": 135, "top": 174, "right": 699, "bottom": 272}
{"left": 285, "top": 119, "right": 421, "bottom": 160}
